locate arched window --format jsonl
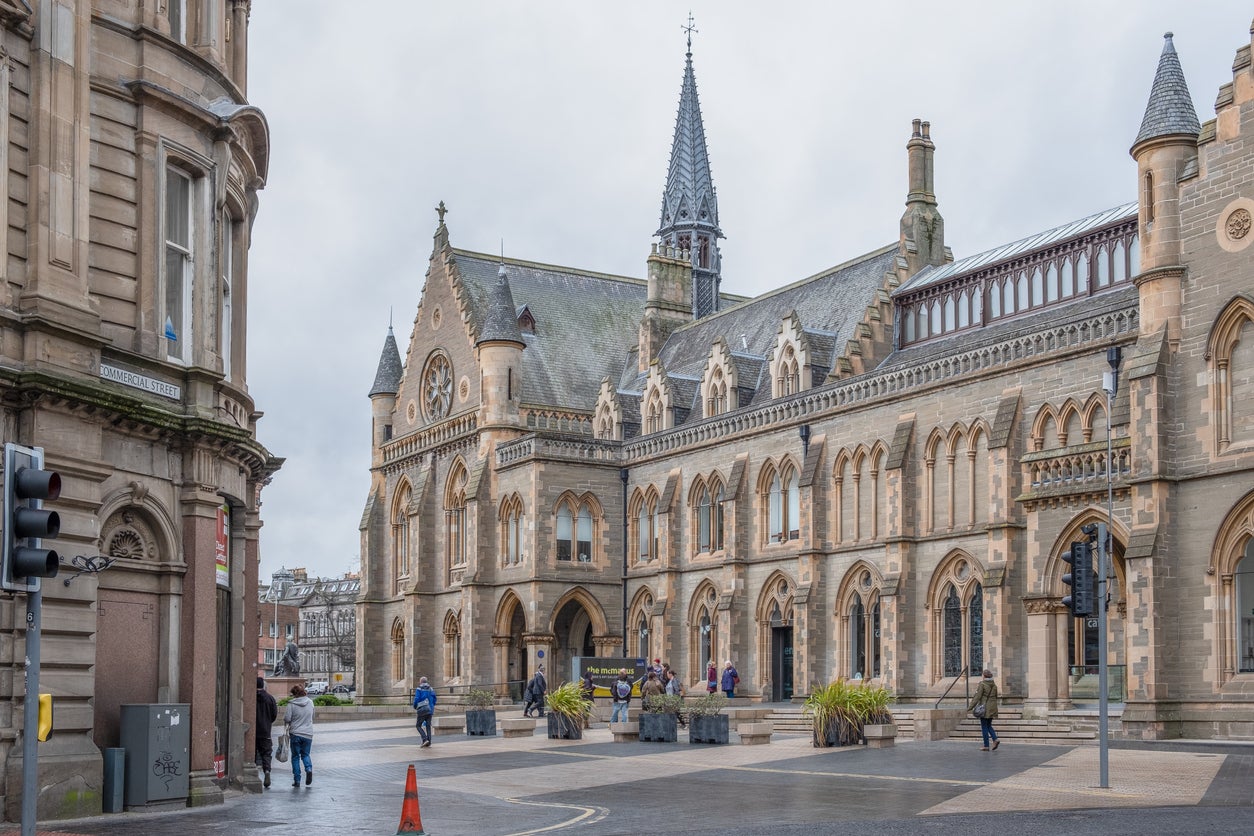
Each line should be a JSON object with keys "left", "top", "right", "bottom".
{"left": 990, "top": 281, "right": 1002, "bottom": 318}
{"left": 697, "top": 484, "right": 711, "bottom": 552}
{"left": 392, "top": 482, "right": 411, "bottom": 593}
{"left": 1238, "top": 542, "right": 1254, "bottom": 673}
{"left": 851, "top": 592, "right": 866, "bottom": 677}
{"left": 1046, "top": 263, "right": 1059, "bottom": 302}
{"left": 1130, "top": 234, "right": 1141, "bottom": 277}
{"left": 943, "top": 296, "right": 956, "bottom": 331}
{"left": 707, "top": 366, "right": 728, "bottom": 417}
{"left": 840, "top": 568, "right": 882, "bottom": 679}
{"left": 1077, "top": 251, "right": 1090, "bottom": 290}
{"left": 957, "top": 291, "right": 970, "bottom": 328}
{"left": 1062, "top": 258, "right": 1075, "bottom": 297}
{"left": 1144, "top": 172, "right": 1154, "bottom": 223}
{"left": 556, "top": 502, "right": 573, "bottom": 561}
{"left": 699, "top": 610, "right": 713, "bottom": 670}
{"left": 942, "top": 584, "right": 962, "bottom": 677}
{"left": 1113, "top": 240, "right": 1127, "bottom": 283}
{"left": 633, "top": 490, "right": 657, "bottom": 563}
{"left": 1097, "top": 245, "right": 1111, "bottom": 287}
{"left": 930, "top": 300, "right": 941, "bottom": 335}
{"left": 637, "top": 613, "right": 650, "bottom": 658}
{"left": 1016, "top": 272, "right": 1029, "bottom": 310}
{"left": 712, "top": 483, "right": 725, "bottom": 551}
{"left": 777, "top": 344, "right": 801, "bottom": 396}
{"left": 1031, "top": 266, "right": 1043, "bottom": 306}
{"left": 390, "top": 619, "right": 405, "bottom": 683}
{"left": 445, "top": 463, "right": 467, "bottom": 569}
{"left": 764, "top": 463, "right": 800, "bottom": 544}
{"left": 645, "top": 388, "right": 664, "bottom": 434}
{"left": 768, "top": 469, "right": 783, "bottom": 541}
{"left": 931, "top": 555, "right": 985, "bottom": 681}
{"left": 500, "top": 496, "right": 523, "bottom": 565}
{"left": 905, "top": 307, "right": 916, "bottom": 342}
{"left": 443, "top": 612, "right": 462, "bottom": 680}
{"left": 1003, "top": 278, "right": 1014, "bottom": 315}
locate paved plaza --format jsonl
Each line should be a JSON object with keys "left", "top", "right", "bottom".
{"left": 11, "top": 716, "right": 1254, "bottom": 835}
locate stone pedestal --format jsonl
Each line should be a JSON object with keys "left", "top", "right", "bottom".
{"left": 266, "top": 677, "right": 303, "bottom": 700}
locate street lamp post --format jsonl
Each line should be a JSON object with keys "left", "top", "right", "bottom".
{"left": 1098, "top": 346, "right": 1121, "bottom": 789}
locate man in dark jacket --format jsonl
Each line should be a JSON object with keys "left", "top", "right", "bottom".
{"left": 524, "top": 666, "right": 548, "bottom": 717}
{"left": 255, "top": 676, "right": 277, "bottom": 788}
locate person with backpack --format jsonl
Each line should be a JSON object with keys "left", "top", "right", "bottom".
{"left": 412, "top": 676, "right": 437, "bottom": 748}
{"left": 611, "top": 668, "right": 633, "bottom": 723}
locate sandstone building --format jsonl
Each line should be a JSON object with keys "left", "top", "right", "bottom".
{"left": 0, "top": 1, "right": 277, "bottom": 820}
{"left": 360, "top": 19, "right": 1254, "bottom": 740}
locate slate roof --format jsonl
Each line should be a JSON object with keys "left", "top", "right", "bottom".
{"left": 658, "top": 50, "right": 721, "bottom": 239}
{"left": 1133, "top": 33, "right": 1200, "bottom": 149}
{"left": 453, "top": 251, "right": 647, "bottom": 412}
{"left": 369, "top": 326, "right": 403, "bottom": 396}
{"left": 896, "top": 203, "right": 1137, "bottom": 295}
{"left": 653, "top": 244, "right": 898, "bottom": 382}
{"left": 477, "top": 264, "right": 525, "bottom": 346}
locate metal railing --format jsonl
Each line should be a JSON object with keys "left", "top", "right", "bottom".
{"left": 433, "top": 680, "right": 526, "bottom": 703}
{"left": 934, "top": 666, "right": 971, "bottom": 709}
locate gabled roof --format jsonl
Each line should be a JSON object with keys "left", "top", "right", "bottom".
{"left": 655, "top": 245, "right": 897, "bottom": 382}
{"left": 1133, "top": 33, "right": 1200, "bottom": 150}
{"left": 452, "top": 251, "right": 647, "bottom": 412}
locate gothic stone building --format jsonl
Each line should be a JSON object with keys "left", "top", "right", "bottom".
{"left": 359, "top": 21, "right": 1254, "bottom": 739}
{"left": 0, "top": 1, "right": 277, "bottom": 821}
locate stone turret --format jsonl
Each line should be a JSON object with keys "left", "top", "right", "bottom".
{"left": 899, "top": 119, "right": 947, "bottom": 275}
{"left": 475, "top": 264, "right": 525, "bottom": 430}
{"left": 369, "top": 326, "right": 402, "bottom": 469}
{"left": 638, "top": 243, "right": 693, "bottom": 373}
{"left": 1130, "top": 33, "right": 1200, "bottom": 345}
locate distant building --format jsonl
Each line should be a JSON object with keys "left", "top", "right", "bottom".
{"left": 261, "top": 568, "right": 359, "bottom": 687}
{"left": 360, "top": 19, "right": 1254, "bottom": 741}
{"left": 0, "top": 1, "right": 278, "bottom": 821}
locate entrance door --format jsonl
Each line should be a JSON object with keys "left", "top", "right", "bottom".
{"left": 771, "top": 626, "right": 793, "bottom": 702}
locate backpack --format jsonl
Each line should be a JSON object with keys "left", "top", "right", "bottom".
{"left": 614, "top": 679, "right": 632, "bottom": 700}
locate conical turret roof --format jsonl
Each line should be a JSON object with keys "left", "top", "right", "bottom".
{"left": 476, "top": 264, "right": 524, "bottom": 347}
{"left": 1133, "top": 32, "right": 1200, "bottom": 150}
{"left": 369, "top": 326, "right": 403, "bottom": 396}
{"left": 657, "top": 50, "right": 721, "bottom": 239}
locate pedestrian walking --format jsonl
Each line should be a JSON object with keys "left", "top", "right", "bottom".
{"left": 721, "top": 660, "right": 740, "bottom": 699}
{"left": 523, "top": 666, "right": 547, "bottom": 717}
{"left": 255, "top": 676, "right": 277, "bottom": 788}
{"left": 283, "top": 684, "right": 315, "bottom": 787}
{"left": 412, "top": 676, "right": 437, "bottom": 748}
{"left": 580, "top": 670, "right": 596, "bottom": 728}
{"left": 665, "top": 669, "right": 687, "bottom": 727}
{"left": 611, "top": 668, "right": 633, "bottom": 723}
{"left": 969, "top": 668, "right": 1001, "bottom": 751}
{"left": 706, "top": 661, "right": 718, "bottom": 693}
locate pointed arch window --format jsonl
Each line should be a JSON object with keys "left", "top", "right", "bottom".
{"left": 637, "top": 613, "right": 650, "bottom": 658}
{"left": 445, "top": 464, "right": 467, "bottom": 570}
{"left": 392, "top": 483, "right": 412, "bottom": 593}
{"left": 645, "top": 389, "right": 664, "bottom": 434}
{"left": 765, "top": 464, "right": 800, "bottom": 544}
{"left": 633, "top": 490, "right": 657, "bottom": 563}
{"left": 556, "top": 502, "right": 573, "bottom": 561}
{"left": 707, "top": 366, "right": 729, "bottom": 417}
{"left": 697, "top": 484, "right": 712, "bottom": 552}
{"left": 500, "top": 496, "right": 523, "bottom": 565}
{"left": 556, "top": 497, "right": 598, "bottom": 563}
{"left": 1062, "top": 258, "right": 1075, "bottom": 297}
{"left": 777, "top": 344, "right": 801, "bottom": 397}
{"left": 942, "top": 584, "right": 962, "bottom": 677}
{"left": 932, "top": 556, "right": 985, "bottom": 681}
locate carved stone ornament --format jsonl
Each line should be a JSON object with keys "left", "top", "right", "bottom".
{"left": 100, "top": 509, "right": 158, "bottom": 561}
{"left": 1226, "top": 208, "right": 1251, "bottom": 241}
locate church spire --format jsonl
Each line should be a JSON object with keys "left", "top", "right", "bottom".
{"left": 657, "top": 16, "right": 723, "bottom": 319}
{"left": 1132, "top": 33, "right": 1200, "bottom": 152}
{"left": 369, "top": 325, "right": 403, "bottom": 397}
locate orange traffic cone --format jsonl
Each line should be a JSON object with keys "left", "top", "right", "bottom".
{"left": 396, "top": 763, "right": 425, "bottom": 834}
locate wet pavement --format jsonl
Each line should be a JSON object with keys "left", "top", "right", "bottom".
{"left": 7, "top": 716, "right": 1254, "bottom": 835}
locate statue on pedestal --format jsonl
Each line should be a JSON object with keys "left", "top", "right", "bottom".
{"left": 273, "top": 641, "right": 301, "bottom": 678}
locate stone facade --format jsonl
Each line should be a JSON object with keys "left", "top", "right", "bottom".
{"left": 360, "top": 21, "right": 1254, "bottom": 740}
{"left": 0, "top": 1, "right": 277, "bottom": 821}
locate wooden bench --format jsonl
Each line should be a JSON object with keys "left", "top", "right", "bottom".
{"left": 500, "top": 718, "right": 537, "bottom": 738}
{"left": 609, "top": 721, "right": 639, "bottom": 742}
{"left": 432, "top": 715, "right": 464, "bottom": 736}
{"left": 737, "top": 721, "right": 773, "bottom": 745}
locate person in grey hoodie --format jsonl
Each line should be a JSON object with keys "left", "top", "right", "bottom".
{"left": 284, "top": 684, "right": 315, "bottom": 787}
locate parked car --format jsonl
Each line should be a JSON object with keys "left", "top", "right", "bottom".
{"left": 331, "top": 684, "right": 353, "bottom": 695}
{"left": 306, "top": 681, "right": 330, "bottom": 695}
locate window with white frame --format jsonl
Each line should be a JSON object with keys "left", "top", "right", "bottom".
{"left": 164, "top": 167, "right": 194, "bottom": 363}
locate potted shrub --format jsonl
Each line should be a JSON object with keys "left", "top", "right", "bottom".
{"left": 544, "top": 681, "right": 590, "bottom": 740}
{"left": 465, "top": 688, "right": 498, "bottom": 737}
{"left": 639, "top": 694, "right": 683, "bottom": 743}
{"left": 857, "top": 682, "right": 897, "bottom": 745}
{"left": 805, "top": 678, "right": 896, "bottom": 747}
{"left": 687, "top": 693, "right": 729, "bottom": 744}
{"left": 804, "top": 678, "right": 862, "bottom": 747}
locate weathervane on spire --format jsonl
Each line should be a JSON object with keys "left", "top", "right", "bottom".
{"left": 435, "top": 200, "right": 448, "bottom": 226}
{"left": 683, "top": 12, "right": 697, "bottom": 54}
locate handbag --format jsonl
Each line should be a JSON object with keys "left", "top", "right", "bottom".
{"left": 972, "top": 702, "right": 986, "bottom": 718}
{"left": 275, "top": 733, "right": 289, "bottom": 763}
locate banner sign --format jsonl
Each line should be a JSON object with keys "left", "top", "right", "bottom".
{"left": 572, "top": 657, "right": 647, "bottom": 698}
{"left": 215, "top": 505, "right": 229, "bottom": 588}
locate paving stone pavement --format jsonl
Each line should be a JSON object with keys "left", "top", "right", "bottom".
{"left": 8, "top": 716, "right": 1254, "bottom": 836}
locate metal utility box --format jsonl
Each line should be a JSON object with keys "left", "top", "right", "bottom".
{"left": 119, "top": 703, "right": 190, "bottom": 807}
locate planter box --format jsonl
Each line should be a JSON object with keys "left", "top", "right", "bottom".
{"left": 863, "top": 722, "right": 897, "bottom": 749}
{"left": 466, "top": 709, "right": 497, "bottom": 737}
{"left": 813, "top": 720, "right": 862, "bottom": 748}
{"left": 689, "top": 714, "right": 729, "bottom": 745}
{"left": 546, "top": 713, "right": 583, "bottom": 740}
{"left": 639, "top": 712, "right": 678, "bottom": 743}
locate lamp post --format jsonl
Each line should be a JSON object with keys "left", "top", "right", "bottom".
{"left": 1098, "top": 346, "right": 1121, "bottom": 789}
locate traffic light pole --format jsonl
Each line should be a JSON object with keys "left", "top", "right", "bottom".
{"left": 21, "top": 586, "right": 41, "bottom": 836}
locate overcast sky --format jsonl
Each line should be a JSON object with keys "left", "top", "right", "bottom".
{"left": 244, "top": 2, "right": 1251, "bottom": 582}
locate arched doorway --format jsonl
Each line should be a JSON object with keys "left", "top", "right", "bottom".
{"left": 552, "top": 599, "right": 596, "bottom": 683}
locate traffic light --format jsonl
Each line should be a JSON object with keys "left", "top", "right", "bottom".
{"left": 1061, "top": 540, "right": 1094, "bottom": 617}
{"left": 2, "top": 443, "right": 61, "bottom": 592}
